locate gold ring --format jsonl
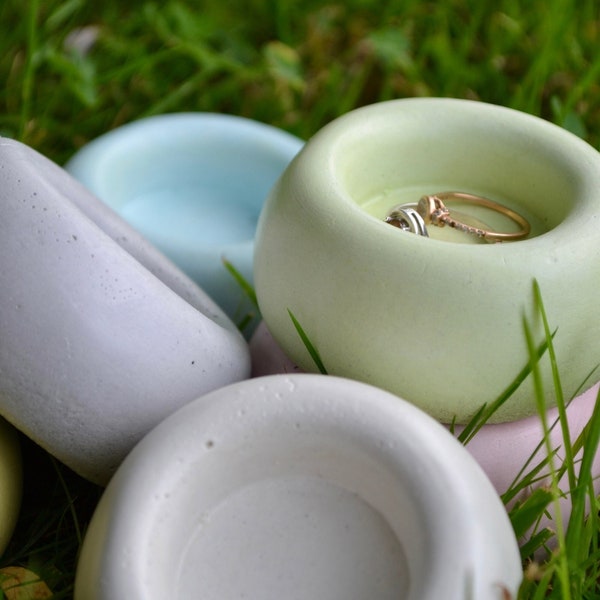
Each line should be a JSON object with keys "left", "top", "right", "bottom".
{"left": 417, "top": 192, "right": 531, "bottom": 242}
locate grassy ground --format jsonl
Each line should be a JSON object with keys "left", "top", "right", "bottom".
{"left": 1, "top": 0, "right": 600, "bottom": 598}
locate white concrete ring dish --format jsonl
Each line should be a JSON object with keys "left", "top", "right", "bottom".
{"left": 250, "top": 321, "right": 600, "bottom": 533}
{"left": 0, "top": 417, "right": 22, "bottom": 556}
{"left": 253, "top": 98, "right": 600, "bottom": 424}
{"left": 66, "top": 113, "right": 304, "bottom": 333}
{"left": 74, "top": 374, "right": 522, "bottom": 600}
{"left": 0, "top": 138, "right": 250, "bottom": 485}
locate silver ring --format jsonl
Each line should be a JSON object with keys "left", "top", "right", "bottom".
{"left": 384, "top": 204, "right": 429, "bottom": 237}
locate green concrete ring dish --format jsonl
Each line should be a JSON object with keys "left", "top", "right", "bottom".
{"left": 254, "top": 98, "right": 600, "bottom": 423}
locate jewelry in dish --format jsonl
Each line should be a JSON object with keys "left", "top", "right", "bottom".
{"left": 419, "top": 191, "right": 530, "bottom": 242}
{"left": 385, "top": 191, "right": 530, "bottom": 242}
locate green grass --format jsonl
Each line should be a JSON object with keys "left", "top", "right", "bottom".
{"left": 515, "top": 284, "right": 600, "bottom": 599}
{"left": 3, "top": 0, "right": 600, "bottom": 163}
{"left": 287, "top": 309, "right": 328, "bottom": 375}
{"left": 2, "top": 0, "right": 600, "bottom": 597}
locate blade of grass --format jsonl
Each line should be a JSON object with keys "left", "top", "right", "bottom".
{"left": 518, "top": 528, "right": 554, "bottom": 562}
{"left": 235, "top": 312, "right": 255, "bottom": 334}
{"left": 459, "top": 331, "right": 556, "bottom": 445}
{"left": 510, "top": 486, "right": 555, "bottom": 540}
{"left": 533, "top": 280, "right": 576, "bottom": 492}
{"left": 455, "top": 403, "right": 487, "bottom": 444}
{"left": 287, "top": 309, "right": 327, "bottom": 375}
{"left": 571, "top": 363, "right": 600, "bottom": 399}
{"left": 565, "top": 384, "right": 600, "bottom": 564}
{"left": 503, "top": 407, "right": 573, "bottom": 510}
{"left": 523, "top": 312, "right": 571, "bottom": 600}
{"left": 502, "top": 447, "right": 560, "bottom": 507}
{"left": 222, "top": 258, "right": 258, "bottom": 309}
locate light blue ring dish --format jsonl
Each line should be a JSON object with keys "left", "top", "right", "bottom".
{"left": 66, "top": 113, "right": 303, "bottom": 334}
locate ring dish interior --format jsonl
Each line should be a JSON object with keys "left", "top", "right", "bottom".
{"left": 68, "top": 114, "right": 302, "bottom": 253}
{"left": 333, "top": 104, "right": 587, "bottom": 243}
{"left": 331, "top": 106, "right": 590, "bottom": 240}
{"left": 139, "top": 424, "right": 415, "bottom": 598}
